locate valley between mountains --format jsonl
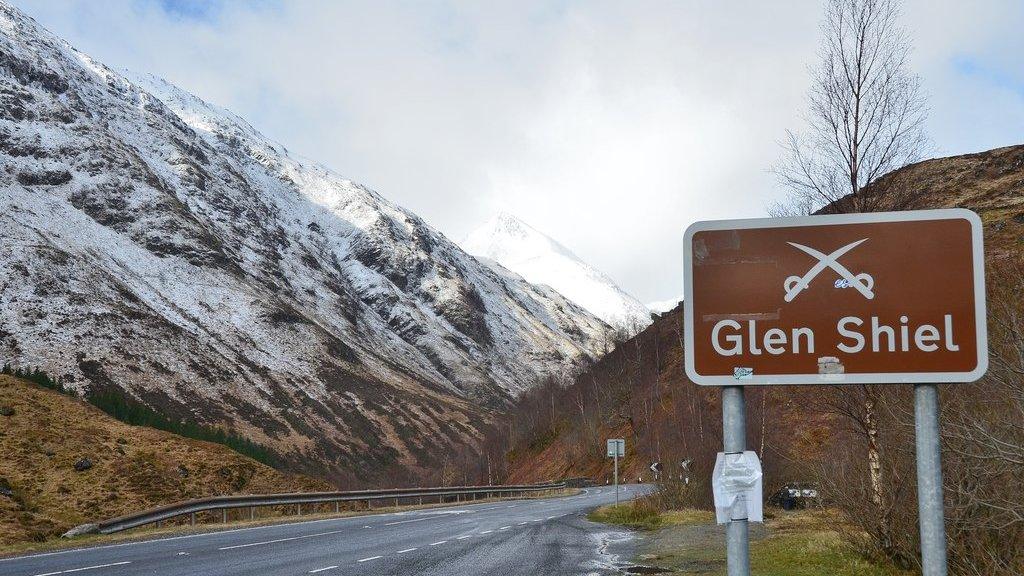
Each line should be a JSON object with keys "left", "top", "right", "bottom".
{"left": 0, "top": 1, "right": 639, "bottom": 487}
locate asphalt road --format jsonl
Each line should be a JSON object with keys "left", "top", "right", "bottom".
{"left": 1, "top": 485, "right": 651, "bottom": 576}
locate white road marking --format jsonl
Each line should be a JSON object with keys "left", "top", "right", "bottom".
{"left": 480, "top": 530, "right": 493, "bottom": 534}
{"left": 308, "top": 566, "right": 338, "bottom": 573}
{"left": 546, "top": 516, "right": 556, "bottom": 520}
{"left": 357, "top": 556, "right": 381, "bottom": 563}
{"left": 499, "top": 526, "right": 511, "bottom": 530}
{"left": 33, "top": 561, "right": 132, "bottom": 576}
{"left": 397, "top": 548, "right": 417, "bottom": 554}
{"left": 218, "top": 529, "right": 347, "bottom": 550}
{"left": 429, "top": 541, "right": 447, "bottom": 546}
{"left": 517, "top": 522, "right": 527, "bottom": 526}
{"left": 506, "top": 505, "right": 516, "bottom": 508}
{"left": 383, "top": 516, "right": 442, "bottom": 526}
{"left": 456, "top": 535, "right": 472, "bottom": 540}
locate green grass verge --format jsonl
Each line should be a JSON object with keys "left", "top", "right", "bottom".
{"left": 748, "top": 529, "right": 910, "bottom": 576}
{"left": 588, "top": 500, "right": 665, "bottom": 530}
{"left": 594, "top": 505, "right": 912, "bottom": 576}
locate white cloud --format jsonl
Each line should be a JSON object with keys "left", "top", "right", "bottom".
{"left": 13, "top": 0, "right": 1023, "bottom": 302}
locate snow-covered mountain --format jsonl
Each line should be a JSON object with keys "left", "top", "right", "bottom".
{"left": 462, "top": 213, "right": 651, "bottom": 333}
{"left": 0, "top": 2, "right": 611, "bottom": 484}
{"left": 647, "top": 297, "right": 682, "bottom": 315}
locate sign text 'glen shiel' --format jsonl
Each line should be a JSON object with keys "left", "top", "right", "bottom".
{"left": 683, "top": 209, "right": 987, "bottom": 386}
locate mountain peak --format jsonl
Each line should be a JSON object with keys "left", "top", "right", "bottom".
{"left": 462, "top": 213, "right": 651, "bottom": 332}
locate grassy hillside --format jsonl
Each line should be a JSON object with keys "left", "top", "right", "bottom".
{"left": 0, "top": 375, "right": 329, "bottom": 547}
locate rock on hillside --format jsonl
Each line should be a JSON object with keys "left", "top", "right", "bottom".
{"left": 0, "top": 375, "right": 330, "bottom": 547}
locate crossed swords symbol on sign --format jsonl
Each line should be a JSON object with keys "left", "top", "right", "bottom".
{"left": 783, "top": 238, "right": 875, "bottom": 302}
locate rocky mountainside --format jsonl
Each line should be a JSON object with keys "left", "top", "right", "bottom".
{"left": 0, "top": 2, "right": 611, "bottom": 485}
{"left": 463, "top": 212, "right": 651, "bottom": 333}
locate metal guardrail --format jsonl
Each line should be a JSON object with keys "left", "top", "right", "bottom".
{"left": 65, "top": 482, "right": 566, "bottom": 536}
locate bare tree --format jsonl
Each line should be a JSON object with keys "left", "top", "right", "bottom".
{"left": 773, "top": 0, "right": 928, "bottom": 214}
{"left": 771, "top": 0, "right": 928, "bottom": 559}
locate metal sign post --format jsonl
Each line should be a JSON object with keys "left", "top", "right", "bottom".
{"left": 607, "top": 439, "right": 625, "bottom": 506}
{"left": 614, "top": 450, "right": 619, "bottom": 506}
{"left": 683, "top": 209, "right": 987, "bottom": 576}
{"left": 915, "top": 384, "right": 948, "bottom": 575}
{"left": 722, "top": 386, "right": 750, "bottom": 576}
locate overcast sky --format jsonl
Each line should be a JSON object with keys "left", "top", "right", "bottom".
{"left": 16, "top": 0, "right": 1024, "bottom": 304}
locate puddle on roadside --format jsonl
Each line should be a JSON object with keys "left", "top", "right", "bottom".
{"left": 622, "top": 566, "right": 670, "bottom": 574}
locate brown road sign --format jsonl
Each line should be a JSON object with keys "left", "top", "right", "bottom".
{"left": 683, "top": 209, "right": 987, "bottom": 386}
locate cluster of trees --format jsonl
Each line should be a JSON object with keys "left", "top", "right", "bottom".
{"left": 2, "top": 364, "right": 277, "bottom": 467}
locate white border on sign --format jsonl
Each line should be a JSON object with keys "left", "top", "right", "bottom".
{"left": 682, "top": 208, "right": 988, "bottom": 386}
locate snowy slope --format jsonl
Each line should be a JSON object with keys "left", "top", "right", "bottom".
{"left": 0, "top": 2, "right": 610, "bottom": 484}
{"left": 462, "top": 213, "right": 651, "bottom": 333}
{"left": 647, "top": 297, "right": 682, "bottom": 315}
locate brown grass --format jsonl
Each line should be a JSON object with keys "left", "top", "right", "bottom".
{"left": 0, "top": 375, "right": 329, "bottom": 548}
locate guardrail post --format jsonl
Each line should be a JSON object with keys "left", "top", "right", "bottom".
{"left": 334, "top": 501, "right": 339, "bottom": 514}
{"left": 368, "top": 499, "right": 373, "bottom": 510}
{"left": 297, "top": 503, "right": 302, "bottom": 516}
{"left": 222, "top": 509, "right": 227, "bottom": 523}
{"left": 190, "top": 512, "right": 196, "bottom": 526}
{"left": 395, "top": 497, "right": 399, "bottom": 508}
{"left": 250, "top": 506, "right": 255, "bottom": 521}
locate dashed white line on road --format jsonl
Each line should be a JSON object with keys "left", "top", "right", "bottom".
{"left": 499, "top": 526, "right": 511, "bottom": 530}
{"left": 480, "top": 530, "right": 493, "bottom": 534}
{"left": 546, "top": 516, "right": 556, "bottom": 520}
{"left": 308, "top": 566, "right": 338, "bottom": 573}
{"left": 357, "top": 556, "right": 381, "bottom": 563}
{"left": 456, "top": 535, "right": 472, "bottom": 540}
{"left": 429, "top": 541, "right": 447, "bottom": 546}
{"left": 33, "top": 561, "right": 132, "bottom": 576}
{"left": 397, "top": 548, "right": 417, "bottom": 554}
{"left": 517, "top": 522, "right": 527, "bottom": 526}
{"left": 383, "top": 516, "right": 442, "bottom": 526}
{"left": 218, "top": 529, "right": 348, "bottom": 550}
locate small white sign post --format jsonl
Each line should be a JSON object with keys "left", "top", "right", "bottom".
{"left": 607, "top": 439, "right": 625, "bottom": 505}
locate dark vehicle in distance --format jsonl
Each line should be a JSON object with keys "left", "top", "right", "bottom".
{"left": 768, "top": 482, "right": 822, "bottom": 510}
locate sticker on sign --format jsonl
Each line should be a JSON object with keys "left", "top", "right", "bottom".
{"left": 683, "top": 209, "right": 987, "bottom": 386}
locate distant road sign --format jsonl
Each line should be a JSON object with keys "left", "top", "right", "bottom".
{"left": 650, "top": 462, "right": 662, "bottom": 473}
{"left": 606, "top": 439, "right": 625, "bottom": 457}
{"left": 683, "top": 209, "right": 987, "bottom": 386}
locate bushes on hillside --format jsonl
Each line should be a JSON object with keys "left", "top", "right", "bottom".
{"left": 1, "top": 365, "right": 277, "bottom": 467}
{"left": 1, "top": 364, "right": 72, "bottom": 395}
{"left": 86, "top": 389, "right": 277, "bottom": 466}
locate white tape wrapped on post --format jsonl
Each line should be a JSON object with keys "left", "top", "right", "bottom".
{"left": 712, "top": 451, "right": 763, "bottom": 524}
